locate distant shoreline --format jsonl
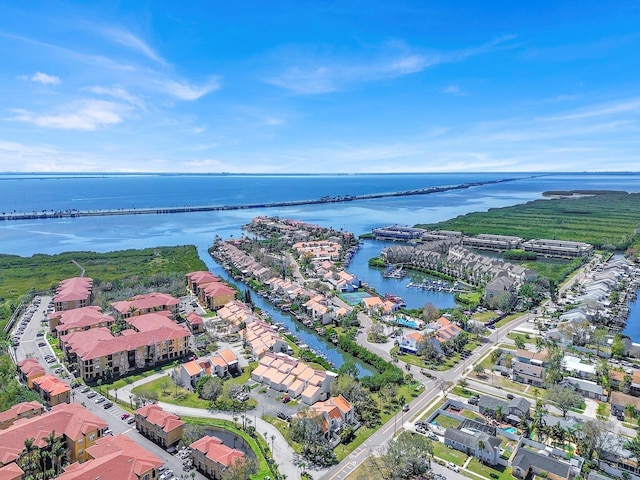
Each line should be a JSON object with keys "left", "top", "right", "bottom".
{"left": 0, "top": 176, "right": 534, "bottom": 222}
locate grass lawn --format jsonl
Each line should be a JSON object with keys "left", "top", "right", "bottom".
{"left": 131, "top": 376, "right": 211, "bottom": 408}
{"left": 494, "top": 314, "right": 521, "bottom": 329}
{"left": 182, "top": 416, "right": 273, "bottom": 480}
{"left": 462, "top": 410, "right": 483, "bottom": 422}
{"left": 432, "top": 441, "right": 468, "bottom": 465}
{"left": 466, "top": 458, "right": 513, "bottom": 480}
{"left": 420, "top": 399, "right": 446, "bottom": 422}
{"left": 452, "top": 386, "right": 476, "bottom": 398}
{"left": 471, "top": 311, "right": 497, "bottom": 323}
{"left": 431, "top": 414, "right": 461, "bottom": 429}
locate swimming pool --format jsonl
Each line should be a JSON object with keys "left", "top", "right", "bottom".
{"left": 396, "top": 318, "right": 419, "bottom": 328}
{"left": 501, "top": 427, "right": 518, "bottom": 434}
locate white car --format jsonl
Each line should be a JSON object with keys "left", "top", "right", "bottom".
{"left": 447, "top": 462, "right": 460, "bottom": 472}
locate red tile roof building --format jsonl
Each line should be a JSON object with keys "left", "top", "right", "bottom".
{"left": 32, "top": 374, "right": 71, "bottom": 406}
{"left": 60, "top": 312, "right": 191, "bottom": 382}
{"left": 16, "top": 358, "right": 45, "bottom": 388}
{"left": 134, "top": 404, "right": 184, "bottom": 448}
{"left": 54, "top": 277, "right": 93, "bottom": 312}
{"left": 186, "top": 312, "right": 204, "bottom": 333}
{"left": 190, "top": 435, "right": 244, "bottom": 479}
{"left": 185, "top": 271, "right": 220, "bottom": 295}
{"left": 48, "top": 306, "right": 114, "bottom": 338}
{"left": 0, "top": 401, "right": 44, "bottom": 430}
{"left": 0, "top": 462, "right": 23, "bottom": 480}
{"left": 58, "top": 434, "right": 163, "bottom": 480}
{"left": 112, "top": 292, "right": 180, "bottom": 319}
{"left": 0, "top": 403, "right": 108, "bottom": 468}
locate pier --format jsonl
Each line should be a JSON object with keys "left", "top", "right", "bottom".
{"left": 0, "top": 176, "right": 529, "bottom": 222}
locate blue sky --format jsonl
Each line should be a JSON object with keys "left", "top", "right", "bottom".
{"left": 0, "top": 1, "right": 639, "bottom": 173}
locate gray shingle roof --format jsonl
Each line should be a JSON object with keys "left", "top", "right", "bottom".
{"left": 512, "top": 449, "right": 570, "bottom": 478}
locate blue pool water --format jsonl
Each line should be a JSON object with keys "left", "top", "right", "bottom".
{"left": 396, "top": 318, "right": 419, "bottom": 329}
{"left": 501, "top": 427, "right": 518, "bottom": 434}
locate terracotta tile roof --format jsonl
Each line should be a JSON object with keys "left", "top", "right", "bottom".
{"left": 112, "top": 292, "right": 179, "bottom": 315}
{"left": 202, "top": 282, "right": 236, "bottom": 297}
{"left": 0, "top": 462, "right": 24, "bottom": 480}
{"left": 301, "top": 384, "right": 320, "bottom": 399}
{"left": 182, "top": 360, "right": 202, "bottom": 377}
{"left": 0, "top": 403, "right": 107, "bottom": 465}
{"left": 190, "top": 435, "right": 244, "bottom": 467}
{"left": 186, "top": 312, "right": 203, "bottom": 325}
{"left": 135, "top": 405, "right": 184, "bottom": 433}
{"left": 362, "top": 296, "right": 384, "bottom": 307}
{"left": 0, "top": 401, "right": 43, "bottom": 427}
{"left": 219, "top": 348, "right": 237, "bottom": 364}
{"left": 17, "top": 358, "right": 45, "bottom": 377}
{"left": 127, "top": 311, "right": 175, "bottom": 332}
{"left": 54, "top": 277, "right": 93, "bottom": 303}
{"left": 59, "top": 434, "right": 163, "bottom": 480}
{"left": 53, "top": 306, "right": 114, "bottom": 333}
{"left": 33, "top": 374, "right": 71, "bottom": 396}
{"left": 186, "top": 271, "right": 220, "bottom": 286}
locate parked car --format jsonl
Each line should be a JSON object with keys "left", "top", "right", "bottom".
{"left": 103, "top": 402, "right": 113, "bottom": 409}
{"left": 81, "top": 386, "right": 91, "bottom": 393}
{"left": 104, "top": 428, "right": 113, "bottom": 436}
{"left": 86, "top": 391, "right": 97, "bottom": 398}
{"left": 468, "top": 396, "right": 480, "bottom": 405}
{"left": 276, "top": 412, "right": 288, "bottom": 420}
{"left": 121, "top": 413, "right": 131, "bottom": 420}
{"left": 38, "top": 342, "right": 46, "bottom": 347}
{"left": 447, "top": 462, "right": 460, "bottom": 472}
{"left": 127, "top": 417, "right": 136, "bottom": 424}
{"left": 506, "top": 393, "right": 515, "bottom": 399}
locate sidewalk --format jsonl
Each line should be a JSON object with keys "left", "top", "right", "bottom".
{"left": 110, "top": 373, "right": 301, "bottom": 480}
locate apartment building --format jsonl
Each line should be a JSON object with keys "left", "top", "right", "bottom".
{"left": 0, "top": 403, "right": 108, "bottom": 468}
{"left": 48, "top": 305, "right": 114, "bottom": 338}
{"left": 134, "top": 404, "right": 184, "bottom": 448}
{"left": 58, "top": 434, "right": 163, "bottom": 480}
{"left": 112, "top": 292, "right": 180, "bottom": 319}
{"left": 54, "top": 277, "right": 93, "bottom": 312}
{"left": 0, "top": 401, "right": 44, "bottom": 430}
{"left": 32, "top": 374, "right": 71, "bottom": 406}
{"left": 190, "top": 435, "right": 244, "bottom": 480}
{"left": 16, "top": 358, "right": 45, "bottom": 388}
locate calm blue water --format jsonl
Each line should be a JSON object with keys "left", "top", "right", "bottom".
{"left": 2, "top": 172, "right": 640, "bottom": 345}
{"left": 623, "top": 291, "right": 640, "bottom": 342}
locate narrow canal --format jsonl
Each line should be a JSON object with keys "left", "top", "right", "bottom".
{"left": 199, "top": 247, "right": 375, "bottom": 376}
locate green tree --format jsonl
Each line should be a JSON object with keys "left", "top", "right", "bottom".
{"left": 544, "top": 384, "right": 583, "bottom": 418}
{"left": 358, "top": 431, "right": 433, "bottom": 480}
{"left": 611, "top": 334, "right": 625, "bottom": 359}
{"left": 221, "top": 456, "right": 258, "bottom": 480}
{"left": 199, "top": 376, "right": 224, "bottom": 402}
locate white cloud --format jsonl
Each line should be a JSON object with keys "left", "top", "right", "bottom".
{"left": 84, "top": 86, "right": 144, "bottom": 109}
{"left": 158, "top": 78, "right": 221, "bottom": 100}
{"left": 442, "top": 85, "right": 467, "bottom": 96}
{"left": 10, "top": 99, "right": 130, "bottom": 131}
{"left": 18, "top": 71, "right": 61, "bottom": 85}
{"left": 266, "top": 35, "right": 515, "bottom": 95}
{"left": 98, "top": 27, "right": 166, "bottom": 65}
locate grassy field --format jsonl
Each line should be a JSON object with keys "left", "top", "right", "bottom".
{"left": 433, "top": 441, "right": 468, "bottom": 465}
{"left": 431, "top": 414, "right": 461, "bottom": 429}
{"left": 132, "top": 375, "right": 212, "bottom": 409}
{"left": 418, "top": 191, "right": 640, "bottom": 251}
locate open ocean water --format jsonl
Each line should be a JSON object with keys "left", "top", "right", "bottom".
{"left": 1, "top": 171, "right": 640, "bottom": 341}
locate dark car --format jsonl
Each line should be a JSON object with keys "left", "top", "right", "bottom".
{"left": 103, "top": 402, "right": 113, "bottom": 409}
{"left": 277, "top": 412, "right": 287, "bottom": 420}
{"left": 506, "top": 393, "right": 515, "bottom": 399}
{"left": 468, "top": 396, "right": 479, "bottom": 405}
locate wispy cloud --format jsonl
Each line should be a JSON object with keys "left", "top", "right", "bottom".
{"left": 84, "top": 86, "right": 145, "bottom": 109}
{"left": 101, "top": 27, "right": 166, "bottom": 65}
{"left": 10, "top": 99, "right": 130, "bottom": 131}
{"left": 266, "top": 35, "right": 516, "bottom": 95}
{"left": 157, "top": 78, "right": 221, "bottom": 100}
{"left": 441, "top": 85, "right": 467, "bottom": 96}
{"left": 18, "top": 71, "right": 61, "bottom": 85}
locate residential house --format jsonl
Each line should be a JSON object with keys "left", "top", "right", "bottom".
{"left": 399, "top": 332, "right": 423, "bottom": 354}
{"left": 361, "top": 296, "right": 384, "bottom": 314}
{"left": 48, "top": 306, "right": 114, "bottom": 338}
{"left": 610, "top": 370, "right": 640, "bottom": 397}
{"left": 0, "top": 403, "right": 108, "bottom": 467}
{"left": 484, "top": 275, "right": 516, "bottom": 304}
{"left": 134, "top": 404, "right": 184, "bottom": 448}
{"left": 293, "top": 240, "right": 342, "bottom": 261}
{"left": 512, "top": 349, "right": 548, "bottom": 387}
{"left": 32, "top": 375, "right": 71, "bottom": 406}
{"left": 303, "top": 295, "right": 334, "bottom": 325}
{"left": 186, "top": 312, "right": 205, "bottom": 334}
{"left": 562, "top": 356, "right": 597, "bottom": 381}
{"left": 309, "top": 395, "right": 355, "bottom": 438}
{"left": 610, "top": 391, "right": 640, "bottom": 416}
{"left": 216, "top": 300, "right": 256, "bottom": 332}
{"left": 510, "top": 438, "right": 582, "bottom": 480}
{"left": 244, "top": 321, "right": 290, "bottom": 358}
{"left": 559, "top": 377, "right": 607, "bottom": 402}
{"left": 0, "top": 401, "right": 44, "bottom": 430}
{"left": 16, "top": 358, "right": 45, "bottom": 388}
{"left": 429, "top": 316, "right": 462, "bottom": 345}
{"left": 478, "top": 395, "right": 531, "bottom": 424}
{"left": 53, "top": 277, "right": 93, "bottom": 312}
{"left": 179, "top": 360, "right": 207, "bottom": 389}
{"left": 111, "top": 292, "right": 180, "bottom": 319}
{"left": 211, "top": 349, "right": 239, "bottom": 378}
{"left": 57, "top": 433, "right": 163, "bottom": 480}
{"left": 444, "top": 427, "right": 502, "bottom": 466}
{"left": 190, "top": 436, "right": 244, "bottom": 480}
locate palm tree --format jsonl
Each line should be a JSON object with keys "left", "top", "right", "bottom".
{"left": 495, "top": 405, "right": 504, "bottom": 423}
{"left": 477, "top": 439, "right": 486, "bottom": 464}
{"left": 518, "top": 414, "right": 532, "bottom": 438}
{"left": 20, "top": 438, "right": 36, "bottom": 479}
{"left": 51, "top": 436, "right": 66, "bottom": 476}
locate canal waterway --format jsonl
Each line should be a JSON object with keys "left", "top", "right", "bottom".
{"left": 622, "top": 288, "right": 640, "bottom": 343}
{"left": 199, "top": 247, "right": 376, "bottom": 376}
